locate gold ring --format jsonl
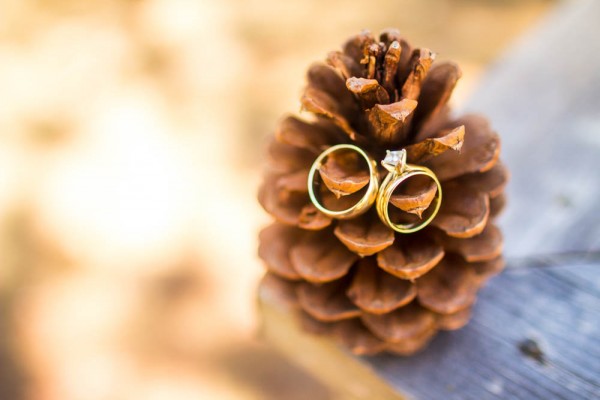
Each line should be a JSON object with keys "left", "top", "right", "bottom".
{"left": 376, "top": 150, "right": 442, "bottom": 234}
{"left": 307, "top": 144, "right": 379, "bottom": 219}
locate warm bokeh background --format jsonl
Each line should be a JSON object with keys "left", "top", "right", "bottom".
{"left": 0, "top": 1, "right": 556, "bottom": 399}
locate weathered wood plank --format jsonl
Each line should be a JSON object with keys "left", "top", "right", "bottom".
{"left": 371, "top": 262, "right": 600, "bottom": 400}
{"left": 259, "top": 285, "right": 405, "bottom": 400}
{"left": 259, "top": 262, "right": 600, "bottom": 400}
{"left": 461, "top": 0, "right": 600, "bottom": 259}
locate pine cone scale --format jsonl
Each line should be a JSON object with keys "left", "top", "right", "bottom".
{"left": 431, "top": 185, "right": 490, "bottom": 238}
{"left": 346, "top": 258, "right": 417, "bottom": 314}
{"left": 376, "top": 233, "right": 445, "bottom": 280}
{"left": 297, "top": 279, "right": 361, "bottom": 322}
{"left": 411, "top": 62, "right": 462, "bottom": 132}
{"left": 361, "top": 303, "right": 437, "bottom": 343}
{"left": 333, "top": 212, "right": 395, "bottom": 256}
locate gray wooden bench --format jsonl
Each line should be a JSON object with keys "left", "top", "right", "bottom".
{"left": 258, "top": 0, "right": 600, "bottom": 398}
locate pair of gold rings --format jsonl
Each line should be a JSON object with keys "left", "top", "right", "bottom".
{"left": 307, "top": 144, "right": 442, "bottom": 234}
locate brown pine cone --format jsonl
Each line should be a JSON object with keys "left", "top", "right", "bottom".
{"left": 258, "top": 29, "right": 508, "bottom": 356}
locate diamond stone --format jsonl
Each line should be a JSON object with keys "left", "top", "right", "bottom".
{"left": 382, "top": 149, "right": 406, "bottom": 172}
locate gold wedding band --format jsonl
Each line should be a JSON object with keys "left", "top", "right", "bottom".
{"left": 307, "top": 144, "right": 379, "bottom": 219}
{"left": 376, "top": 150, "right": 442, "bottom": 234}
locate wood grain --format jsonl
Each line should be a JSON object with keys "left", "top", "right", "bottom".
{"left": 371, "top": 262, "right": 600, "bottom": 400}
{"left": 259, "top": 262, "right": 600, "bottom": 400}
{"left": 461, "top": 0, "right": 600, "bottom": 259}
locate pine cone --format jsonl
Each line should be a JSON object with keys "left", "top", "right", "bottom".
{"left": 258, "top": 29, "right": 508, "bottom": 356}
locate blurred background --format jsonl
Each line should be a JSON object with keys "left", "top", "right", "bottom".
{"left": 0, "top": 0, "right": 558, "bottom": 399}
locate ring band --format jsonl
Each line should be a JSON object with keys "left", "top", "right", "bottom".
{"left": 376, "top": 150, "right": 442, "bottom": 234}
{"left": 307, "top": 144, "right": 379, "bottom": 219}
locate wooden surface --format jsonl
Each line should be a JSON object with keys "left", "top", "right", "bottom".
{"left": 371, "top": 262, "right": 600, "bottom": 400}
{"left": 259, "top": 284, "right": 405, "bottom": 400}
{"left": 260, "top": 261, "right": 600, "bottom": 400}
{"left": 259, "top": 0, "right": 600, "bottom": 398}
{"left": 462, "top": 0, "right": 600, "bottom": 260}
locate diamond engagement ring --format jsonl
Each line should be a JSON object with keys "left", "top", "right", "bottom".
{"left": 376, "top": 149, "right": 442, "bottom": 233}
